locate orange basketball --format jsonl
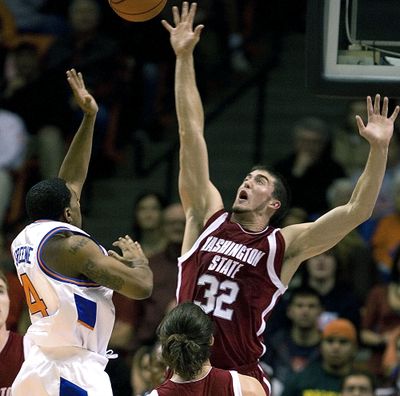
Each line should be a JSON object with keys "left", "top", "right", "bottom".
{"left": 108, "top": 0, "right": 167, "bottom": 22}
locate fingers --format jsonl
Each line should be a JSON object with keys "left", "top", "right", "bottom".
{"left": 382, "top": 96, "right": 389, "bottom": 118}
{"left": 366, "top": 96, "right": 373, "bottom": 119}
{"left": 194, "top": 24, "right": 204, "bottom": 38}
{"left": 172, "top": 5, "right": 180, "bottom": 25}
{"left": 373, "top": 94, "right": 381, "bottom": 114}
{"left": 161, "top": 19, "right": 172, "bottom": 32}
{"left": 390, "top": 105, "right": 400, "bottom": 122}
{"left": 181, "top": 2, "right": 189, "bottom": 19}
{"left": 187, "top": 2, "right": 197, "bottom": 25}
{"left": 355, "top": 115, "right": 365, "bottom": 132}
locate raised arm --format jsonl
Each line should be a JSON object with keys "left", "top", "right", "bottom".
{"left": 280, "top": 95, "right": 399, "bottom": 285}
{"left": 162, "top": 2, "right": 223, "bottom": 252}
{"left": 58, "top": 69, "right": 98, "bottom": 200}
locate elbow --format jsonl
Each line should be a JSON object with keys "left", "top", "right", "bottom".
{"left": 134, "top": 272, "right": 153, "bottom": 300}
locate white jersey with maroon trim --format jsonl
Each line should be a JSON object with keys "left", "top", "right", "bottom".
{"left": 11, "top": 220, "right": 115, "bottom": 356}
{"left": 177, "top": 210, "right": 287, "bottom": 369}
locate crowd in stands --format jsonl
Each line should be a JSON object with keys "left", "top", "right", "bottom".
{"left": 2, "top": 0, "right": 400, "bottom": 395}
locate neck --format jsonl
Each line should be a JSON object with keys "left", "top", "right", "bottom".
{"left": 230, "top": 212, "right": 270, "bottom": 232}
{"left": 308, "top": 277, "right": 335, "bottom": 295}
{"left": 0, "top": 326, "right": 10, "bottom": 353}
{"left": 323, "top": 360, "right": 352, "bottom": 376}
{"left": 171, "top": 362, "right": 212, "bottom": 383}
{"left": 291, "top": 326, "right": 321, "bottom": 346}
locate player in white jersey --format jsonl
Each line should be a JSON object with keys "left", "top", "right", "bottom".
{"left": 162, "top": 2, "right": 399, "bottom": 393}
{"left": 10, "top": 69, "right": 153, "bottom": 396}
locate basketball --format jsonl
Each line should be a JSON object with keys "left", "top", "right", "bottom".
{"left": 108, "top": 0, "right": 167, "bottom": 22}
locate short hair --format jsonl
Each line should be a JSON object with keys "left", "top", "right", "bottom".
{"left": 341, "top": 370, "right": 376, "bottom": 391}
{"left": 26, "top": 178, "right": 71, "bottom": 221}
{"left": 287, "top": 285, "right": 323, "bottom": 307}
{"left": 157, "top": 302, "right": 213, "bottom": 381}
{"left": 251, "top": 165, "right": 291, "bottom": 227}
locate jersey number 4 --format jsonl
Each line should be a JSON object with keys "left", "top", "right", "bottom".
{"left": 20, "top": 273, "right": 49, "bottom": 317}
{"left": 194, "top": 274, "right": 239, "bottom": 320}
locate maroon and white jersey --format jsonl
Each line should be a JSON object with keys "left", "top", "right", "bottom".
{"left": 149, "top": 367, "right": 242, "bottom": 396}
{"left": 0, "top": 331, "right": 24, "bottom": 394}
{"left": 177, "top": 210, "right": 287, "bottom": 370}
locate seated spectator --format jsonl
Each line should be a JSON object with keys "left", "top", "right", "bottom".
{"left": 274, "top": 116, "right": 346, "bottom": 219}
{"left": 281, "top": 319, "right": 358, "bottom": 396}
{"left": 263, "top": 286, "right": 322, "bottom": 396}
{"left": 340, "top": 370, "right": 376, "bottom": 396}
{"left": 327, "top": 178, "right": 377, "bottom": 301}
{"left": 44, "top": 0, "right": 124, "bottom": 178}
{"left": 0, "top": 107, "right": 28, "bottom": 252}
{"left": 0, "top": 269, "right": 25, "bottom": 394}
{"left": 1, "top": 42, "right": 67, "bottom": 180}
{"left": 361, "top": 245, "right": 400, "bottom": 381}
{"left": 371, "top": 174, "right": 400, "bottom": 281}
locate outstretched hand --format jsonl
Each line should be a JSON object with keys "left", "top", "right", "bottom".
{"left": 161, "top": 2, "right": 204, "bottom": 57}
{"left": 66, "top": 69, "right": 98, "bottom": 116}
{"left": 108, "top": 235, "right": 149, "bottom": 268}
{"left": 356, "top": 94, "right": 399, "bottom": 146}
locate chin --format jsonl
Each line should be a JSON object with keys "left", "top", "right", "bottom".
{"left": 232, "top": 205, "right": 248, "bottom": 214}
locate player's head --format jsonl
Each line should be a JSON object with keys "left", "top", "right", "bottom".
{"left": 232, "top": 165, "right": 290, "bottom": 226}
{"left": 157, "top": 302, "right": 213, "bottom": 381}
{"left": 26, "top": 178, "right": 82, "bottom": 227}
{"left": 0, "top": 269, "right": 10, "bottom": 329}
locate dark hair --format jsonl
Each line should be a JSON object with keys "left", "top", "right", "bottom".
{"left": 251, "top": 165, "right": 291, "bottom": 227}
{"left": 26, "top": 178, "right": 71, "bottom": 221}
{"left": 157, "top": 302, "right": 213, "bottom": 381}
{"left": 341, "top": 370, "right": 376, "bottom": 391}
{"left": 131, "top": 191, "right": 167, "bottom": 239}
{"left": 287, "top": 285, "right": 323, "bottom": 307}
{"left": 0, "top": 269, "right": 8, "bottom": 289}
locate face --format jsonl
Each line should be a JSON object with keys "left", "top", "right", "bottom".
{"left": 163, "top": 204, "right": 186, "bottom": 244}
{"left": 306, "top": 252, "right": 337, "bottom": 281}
{"left": 67, "top": 186, "right": 82, "bottom": 228}
{"left": 232, "top": 170, "right": 280, "bottom": 215}
{"left": 0, "top": 277, "right": 10, "bottom": 330}
{"left": 135, "top": 195, "right": 163, "bottom": 231}
{"left": 321, "top": 336, "right": 356, "bottom": 369}
{"left": 294, "top": 128, "right": 326, "bottom": 159}
{"left": 69, "top": 0, "right": 100, "bottom": 33}
{"left": 287, "top": 295, "right": 321, "bottom": 329}
{"left": 341, "top": 375, "right": 374, "bottom": 396}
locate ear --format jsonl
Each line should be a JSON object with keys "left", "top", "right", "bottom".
{"left": 270, "top": 200, "right": 281, "bottom": 210}
{"left": 210, "top": 335, "right": 214, "bottom": 346}
{"left": 63, "top": 207, "right": 72, "bottom": 223}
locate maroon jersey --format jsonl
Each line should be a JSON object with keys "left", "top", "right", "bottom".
{"left": 177, "top": 210, "right": 287, "bottom": 370}
{"left": 0, "top": 331, "right": 24, "bottom": 393}
{"left": 150, "top": 367, "right": 241, "bottom": 395}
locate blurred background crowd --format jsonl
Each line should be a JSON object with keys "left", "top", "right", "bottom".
{"left": 2, "top": 0, "right": 400, "bottom": 395}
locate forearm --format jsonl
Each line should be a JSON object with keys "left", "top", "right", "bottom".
{"left": 175, "top": 54, "right": 204, "bottom": 141}
{"left": 348, "top": 144, "right": 388, "bottom": 221}
{"left": 58, "top": 113, "right": 96, "bottom": 195}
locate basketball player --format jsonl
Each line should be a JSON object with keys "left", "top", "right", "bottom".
{"left": 162, "top": 2, "right": 399, "bottom": 394}
{"left": 11, "top": 69, "right": 153, "bottom": 396}
{"left": 150, "top": 302, "right": 265, "bottom": 395}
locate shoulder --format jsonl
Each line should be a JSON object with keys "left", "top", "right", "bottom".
{"left": 238, "top": 373, "right": 266, "bottom": 396}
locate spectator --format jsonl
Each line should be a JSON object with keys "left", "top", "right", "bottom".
{"left": 371, "top": 173, "right": 400, "bottom": 281}
{"left": 282, "top": 319, "right": 358, "bottom": 396}
{"left": 361, "top": 245, "right": 400, "bottom": 380}
{"left": 274, "top": 116, "right": 346, "bottom": 218}
{"left": 0, "top": 269, "right": 25, "bottom": 395}
{"left": 340, "top": 370, "right": 376, "bottom": 396}
{"left": 326, "top": 178, "right": 377, "bottom": 301}
{"left": 0, "top": 107, "right": 28, "bottom": 252}
{"left": 263, "top": 286, "right": 322, "bottom": 396}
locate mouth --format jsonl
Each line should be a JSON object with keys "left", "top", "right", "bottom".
{"left": 238, "top": 190, "right": 248, "bottom": 203}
